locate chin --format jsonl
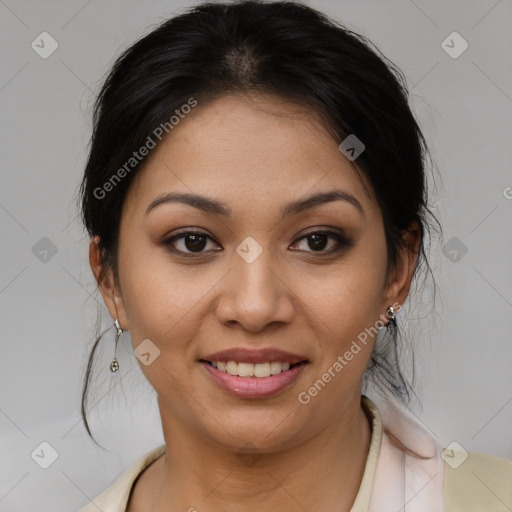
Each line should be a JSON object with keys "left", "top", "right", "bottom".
{"left": 200, "top": 406, "right": 309, "bottom": 453}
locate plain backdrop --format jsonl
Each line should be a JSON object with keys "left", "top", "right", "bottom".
{"left": 1, "top": 0, "right": 511, "bottom": 510}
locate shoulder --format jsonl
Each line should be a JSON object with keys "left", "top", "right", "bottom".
{"left": 443, "top": 448, "right": 512, "bottom": 511}
{"left": 79, "top": 444, "right": 166, "bottom": 512}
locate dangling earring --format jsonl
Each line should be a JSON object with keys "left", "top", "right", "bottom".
{"left": 385, "top": 305, "right": 397, "bottom": 329}
{"left": 110, "top": 318, "right": 123, "bottom": 372}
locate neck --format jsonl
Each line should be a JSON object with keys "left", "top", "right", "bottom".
{"left": 146, "top": 394, "right": 372, "bottom": 512}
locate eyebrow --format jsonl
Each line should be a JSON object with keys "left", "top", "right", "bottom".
{"left": 145, "top": 189, "right": 364, "bottom": 219}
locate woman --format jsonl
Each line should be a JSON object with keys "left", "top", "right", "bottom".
{"left": 78, "top": 1, "right": 512, "bottom": 511}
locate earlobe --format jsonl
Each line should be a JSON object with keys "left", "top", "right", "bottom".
{"left": 383, "top": 221, "right": 422, "bottom": 309}
{"left": 88, "top": 236, "right": 129, "bottom": 329}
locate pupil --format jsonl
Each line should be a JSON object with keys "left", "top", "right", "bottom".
{"left": 185, "top": 234, "right": 206, "bottom": 252}
{"left": 309, "top": 233, "right": 327, "bottom": 251}
{"left": 183, "top": 234, "right": 328, "bottom": 253}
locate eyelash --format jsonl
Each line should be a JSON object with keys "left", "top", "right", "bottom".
{"left": 161, "top": 229, "right": 352, "bottom": 258}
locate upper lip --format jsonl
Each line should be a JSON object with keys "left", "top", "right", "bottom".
{"left": 201, "top": 348, "right": 307, "bottom": 365}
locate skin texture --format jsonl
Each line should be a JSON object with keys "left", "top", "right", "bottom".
{"left": 90, "top": 93, "right": 420, "bottom": 511}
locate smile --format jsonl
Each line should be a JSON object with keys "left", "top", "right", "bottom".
{"left": 206, "top": 360, "right": 299, "bottom": 377}
{"left": 199, "top": 347, "right": 309, "bottom": 398}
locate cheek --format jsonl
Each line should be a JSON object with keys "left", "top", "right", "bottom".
{"left": 302, "top": 234, "right": 387, "bottom": 359}
{"left": 117, "top": 240, "right": 218, "bottom": 346}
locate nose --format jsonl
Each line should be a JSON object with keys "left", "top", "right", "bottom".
{"left": 214, "top": 240, "right": 296, "bottom": 333}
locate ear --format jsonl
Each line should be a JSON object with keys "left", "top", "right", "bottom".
{"left": 382, "top": 221, "right": 422, "bottom": 312}
{"left": 89, "top": 236, "right": 129, "bottom": 330}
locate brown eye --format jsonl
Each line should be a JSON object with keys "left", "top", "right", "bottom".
{"left": 306, "top": 233, "right": 329, "bottom": 251}
{"left": 163, "top": 228, "right": 352, "bottom": 258}
{"left": 163, "top": 231, "right": 220, "bottom": 256}
{"left": 291, "top": 230, "right": 352, "bottom": 254}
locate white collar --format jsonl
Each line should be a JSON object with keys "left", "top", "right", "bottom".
{"left": 366, "top": 392, "right": 445, "bottom": 512}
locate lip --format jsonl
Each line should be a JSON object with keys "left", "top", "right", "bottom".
{"left": 200, "top": 360, "right": 308, "bottom": 399}
{"left": 201, "top": 347, "right": 307, "bottom": 365}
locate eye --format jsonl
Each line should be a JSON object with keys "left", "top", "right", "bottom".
{"left": 162, "top": 230, "right": 220, "bottom": 256}
{"left": 290, "top": 229, "right": 351, "bottom": 254}
{"left": 162, "top": 228, "right": 352, "bottom": 258}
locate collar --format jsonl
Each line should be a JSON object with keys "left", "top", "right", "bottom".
{"left": 364, "top": 392, "right": 445, "bottom": 512}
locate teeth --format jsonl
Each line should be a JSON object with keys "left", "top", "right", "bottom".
{"left": 271, "top": 361, "right": 286, "bottom": 374}
{"left": 210, "top": 361, "right": 294, "bottom": 377}
{"left": 254, "top": 362, "right": 271, "bottom": 378}
{"left": 226, "top": 361, "right": 238, "bottom": 376}
{"left": 238, "top": 362, "right": 254, "bottom": 377}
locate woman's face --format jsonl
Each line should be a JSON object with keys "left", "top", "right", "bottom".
{"left": 93, "top": 93, "right": 416, "bottom": 453}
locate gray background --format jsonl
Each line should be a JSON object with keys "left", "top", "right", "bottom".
{"left": 1, "top": 0, "right": 511, "bottom": 510}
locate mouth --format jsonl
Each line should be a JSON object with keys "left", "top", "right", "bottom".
{"left": 198, "top": 348, "right": 309, "bottom": 399}
{"left": 200, "top": 360, "right": 307, "bottom": 378}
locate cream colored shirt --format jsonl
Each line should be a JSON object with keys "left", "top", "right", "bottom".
{"left": 79, "top": 395, "right": 512, "bottom": 511}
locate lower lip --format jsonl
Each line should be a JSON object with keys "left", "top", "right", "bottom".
{"left": 200, "top": 361, "right": 307, "bottom": 399}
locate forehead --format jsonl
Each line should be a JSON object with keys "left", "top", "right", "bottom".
{"left": 123, "top": 93, "right": 377, "bottom": 219}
